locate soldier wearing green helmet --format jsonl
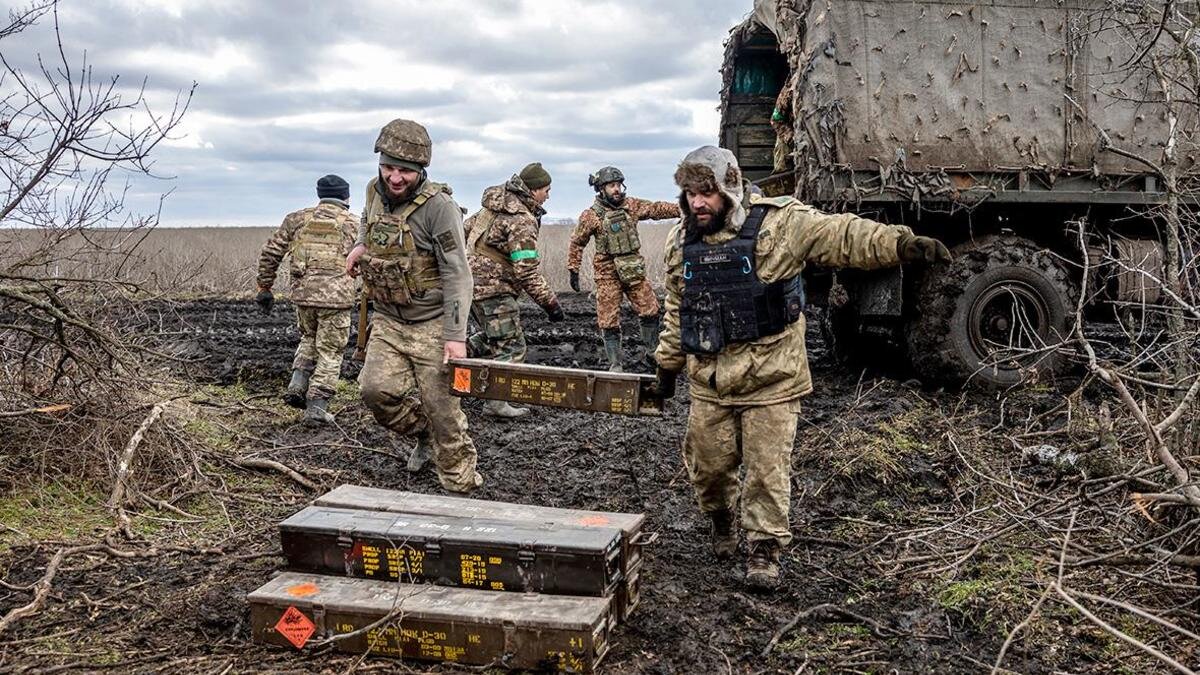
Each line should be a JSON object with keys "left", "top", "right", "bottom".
{"left": 568, "top": 166, "right": 680, "bottom": 372}
{"left": 344, "top": 118, "right": 482, "bottom": 492}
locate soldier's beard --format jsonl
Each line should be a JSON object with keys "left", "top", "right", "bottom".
{"left": 686, "top": 205, "right": 727, "bottom": 235}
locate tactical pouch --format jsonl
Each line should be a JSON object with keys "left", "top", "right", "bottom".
{"left": 479, "top": 297, "right": 521, "bottom": 340}
{"left": 679, "top": 291, "right": 725, "bottom": 355}
{"left": 613, "top": 254, "right": 647, "bottom": 287}
{"left": 361, "top": 256, "right": 413, "bottom": 306}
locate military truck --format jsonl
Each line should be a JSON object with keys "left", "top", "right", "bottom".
{"left": 721, "top": 0, "right": 1195, "bottom": 386}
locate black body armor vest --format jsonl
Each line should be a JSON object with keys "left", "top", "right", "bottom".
{"left": 680, "top": 205, "right": 805, "bottom": 355}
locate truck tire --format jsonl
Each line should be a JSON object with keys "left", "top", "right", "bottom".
{"left": 906, "top": 236, "right": 1075, "bottom": 387}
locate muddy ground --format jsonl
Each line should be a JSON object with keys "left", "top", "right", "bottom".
{"left": 0, "top": 293, "right": 1187, "bottom": 674}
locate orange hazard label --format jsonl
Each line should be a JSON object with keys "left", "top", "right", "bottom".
{"left": 275, "top": 606, "right": 316, "bottom": 649}
{"left": 578, "top": 515, "right": 611, "bottom": 526}
{"left": 286, "top": 582, "right": 319, "bottom": 598}
{"left": 452, "top": 367, "right": 472, "bottom": 393}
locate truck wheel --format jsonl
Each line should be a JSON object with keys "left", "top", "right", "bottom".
{"left": 906, "top": 236, "right": 1076, "bottom": 387}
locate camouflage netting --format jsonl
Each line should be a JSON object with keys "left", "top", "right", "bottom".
{"left": 724, "top": 0, "right": 1199, "bottom": 206}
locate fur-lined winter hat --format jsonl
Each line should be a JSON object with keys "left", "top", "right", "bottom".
{"left": 673, "top": 145, "right": 747, "bottom": 228}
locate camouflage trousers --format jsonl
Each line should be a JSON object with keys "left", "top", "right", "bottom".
{"left": 468, "top": 294, "right": 525, "bottom": 363}
{"left": 682, "top": 397, "right": 802, "bottom": 545}
{"left": 292, "top": 306, "right": 351, "bottom": 400}
{"left": 596, "top": 273, "right": 659, "bottom": 330}
{"left": 358, "top": 313, "right": 481, "bottom": 493}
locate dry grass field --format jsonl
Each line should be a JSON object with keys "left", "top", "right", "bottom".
{"left": 1, "top": 221, "right": 675, "bottom": 298}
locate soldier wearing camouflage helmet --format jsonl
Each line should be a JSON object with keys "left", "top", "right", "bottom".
{"left": 651, "top": 146, "right": 950, "bottom": 591}
{"left": 256, "top": 174, "right": 359, "bottom": 425}
{"left": 344, "top": 118, "right": 482, "bottom": 491}
{"left": 464, "top": 162, "right": 564, "bottom": 418}
{"left": 568, "top": 166, "right": 679, "bottom": 372}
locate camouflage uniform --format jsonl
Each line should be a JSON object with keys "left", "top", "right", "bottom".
{"left": 353, "top": 119, "right": 480, "bottom": 492}
{"left": 656, "top": 146, "right": 910, "bottom": 547}
{"left": 257, "top": 199, "right": 358, "bottom": 400}
{"left": 771, "top": 70, "right": 799, "bottom": 174}
{"left": 569, "top": 197, "right": 679, "bottom": 330}
{"left": 465, "top": 175, "right": 560, "bottom": 363}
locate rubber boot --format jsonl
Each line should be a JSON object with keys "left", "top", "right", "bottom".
{"left": 746, "top": 540, "right": 782, "bottom": 592}
{"left": 483, "top": 399, "right": 530, "bottom": 419}
{"left": 638, "top": 315, "right": 661, "bottom": 368}
{"left": 406, "top": 433, "right": 433, "bottom": 473}
{"left": 710, "top": 509, "right": 737, "bottom": 560}
{"left": 303, "top": 397, "right": 334, "bottom": 426}
{"left": 602, "top": 329, "right": 624, "bottom": 373}
{"left": 282, "top": 369, "right": 310, "bottom": 410}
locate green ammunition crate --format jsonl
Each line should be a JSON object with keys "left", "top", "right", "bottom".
{"left": 280, "top": 506, "right": 622, "bottom": 597}
{"left": 249, "top": 572, "right": 612, "bottom": 672}
{"left": 314, "top": 485, "right": 653, "bottom": 621}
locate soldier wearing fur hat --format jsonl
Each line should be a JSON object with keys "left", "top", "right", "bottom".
{"left": 463, "top": 163, "right": 564, "bottom": 419}
{"left": 652, "top": 146, "right": 949, "bottom": 591}
{"left": 344, "top": 119, "right": 482, "bottom": 491}
{"left": 568, "top": 166, "right": 680, "bottom": 372}
{"left": 256, "top": 174, "right": 359, "bottom": 425}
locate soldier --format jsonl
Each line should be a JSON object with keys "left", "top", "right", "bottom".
{"left": 344, "top": 119, "right": 483, "bottom": 492}
{"left": 652, "top": 146, "right": 949, "bottom": 591}
{"left": 256, "top": 175, "right": 359, "bottom": 425}
{"left": 464, "top": 163, "right": 565, "bottom": 419}
{"left": 567, "top": 166, "right": 679, "bottom": 372}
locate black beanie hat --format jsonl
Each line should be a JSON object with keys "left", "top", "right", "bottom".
{"left": 316, "top": 174, "right": 350, "bottom": 200}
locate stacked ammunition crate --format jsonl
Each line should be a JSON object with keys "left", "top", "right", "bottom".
{"left": 247, "top": 485, "right": 651, "bottom": 672}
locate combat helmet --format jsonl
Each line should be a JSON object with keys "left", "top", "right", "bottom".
{"left": 375, "top": 118, "right": 432, "bottom": 167}
{"left": 589, "top": 166, "right": 626, "bottom": 206}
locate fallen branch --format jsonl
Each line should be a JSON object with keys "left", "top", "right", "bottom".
{"left": 0, "top": 543, "right": 104, "bottom": 635}
{"left": 108, "top": 401, "right": 169, "bottom": 534}
{"left": 229, "top": 457, "right": 319, "bottom": 490}
{"left": 1053, "top": 582, "right": 1195, "bottom": 675}
{"left": 761, "top": 603, "right": 903, "bottom": 657}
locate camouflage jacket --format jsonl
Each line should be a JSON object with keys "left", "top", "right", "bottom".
{"left": 656, "top": 194, "right": 910, "bottom": 405}
{"left": 464, "top": 176, "right": 558, "bottom": 310}
{"left": 568, "top": 197, "right": 679, "bottom": 279}
{"left": 257, "top": 199, "right": 358, "bottom": 309}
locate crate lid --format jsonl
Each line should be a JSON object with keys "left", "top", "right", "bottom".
{"left": 248, "top": 572, "right": 611, "bottom": 631}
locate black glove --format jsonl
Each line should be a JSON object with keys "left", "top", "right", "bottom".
{"left": 569, "top": 270, "right": 581, "bottom": 293}
{"left": 651, "top": 367, "right": 678, "bottom": 400}
{"left": 255, "top": 289, "right": 274, "bottom": 315}
{"left": 897, "top": 233, "right": 952, "bottom": 264}
{"left": 546, "top": 301, "right": 565, "bottom": 323}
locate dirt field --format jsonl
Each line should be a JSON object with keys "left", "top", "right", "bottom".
{"left": 0, "top": 294, "right": 1186, "bottom": 674}
{"left": 0, "top": 221, "right": 675, "bottom": 297}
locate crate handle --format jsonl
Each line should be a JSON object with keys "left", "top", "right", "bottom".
{"left": 630, "top": 531, "right": 659, "bottom": 546}
{"left": 585, "top": 373, "right": 596, "bottom": 405}
{"left": 478, "top": 365, "right": 490, "bottom": 393}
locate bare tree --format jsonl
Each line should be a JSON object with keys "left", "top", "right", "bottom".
{"left": 0, "top": 0, "right": 193, "bottom": 478}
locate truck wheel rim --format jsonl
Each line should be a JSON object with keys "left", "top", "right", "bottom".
{"left": 967, "top": 280, "right": 1050, "bottom": 369}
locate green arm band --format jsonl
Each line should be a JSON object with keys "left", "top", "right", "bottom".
{"left": 771, "top": 107, "right": 784, "bottom": 122}
{"left": 510, "top": 249, "right": 539, "bottom": 261}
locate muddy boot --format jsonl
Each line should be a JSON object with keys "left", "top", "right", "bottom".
{"left": 303, "top": 397, "right": 334, "bottom": 426}
{"left": 282, "top": 369, "right": 310, "bottom": 410}
{"left": 709, "top": 509, "right": 738, "bottom": 559}
{"left": 638, "top": 315, "right": 661, "bottom": 368}
{"left": 745, "top": 540, "right": 782, "bottom": 592}
{"left": 483, "top": 399, "right": 530, "bottom": 419}
{"left": 406, "top": 433, "right": 433, "bottom": 473}
{"left": 602, "top": 328, "right": 624, "bottom": 373}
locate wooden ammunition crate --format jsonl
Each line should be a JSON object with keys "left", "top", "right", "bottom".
{"left": 280, "top": 507, "right": 623, "bottom": 597}
{"left": 447, "top": 358, "right": 664, "bottom": 416}
{"left": 249, "top": 572, "right": 612, "bottom": 672}
{"left": 314, "top": 485, "right": 653, "bottom": 621}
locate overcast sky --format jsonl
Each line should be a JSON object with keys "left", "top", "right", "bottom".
{"left": 4, "top": 0, "right": 752, "bottom": 226}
